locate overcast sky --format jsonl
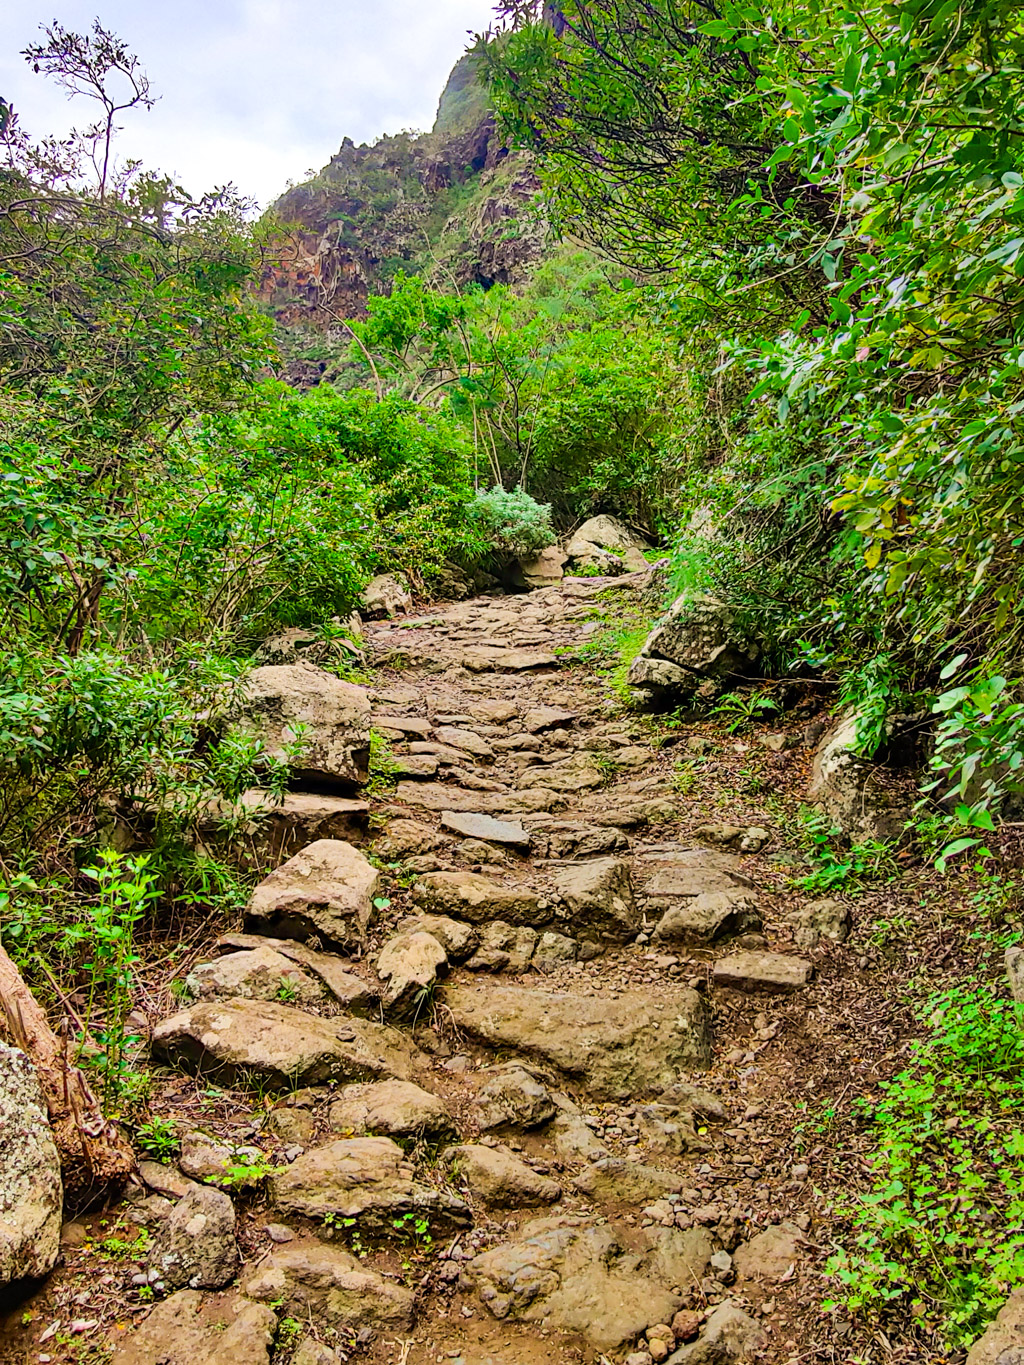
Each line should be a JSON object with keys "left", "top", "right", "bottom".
{"left": 0, "top": 0, "right": 498, "bottom": 207}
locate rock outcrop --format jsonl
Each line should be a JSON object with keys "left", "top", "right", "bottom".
{"left": 0, "top": 1043, "right": 62, "bottom": 1285}
{"left": 245, "top": 839, "right": 379, "bottom": 951}
{"left": 629, "top": 596, "right": 760, "bottom": 698}
{"left": 232, "top": 664, "right": 371, "bottom": 788}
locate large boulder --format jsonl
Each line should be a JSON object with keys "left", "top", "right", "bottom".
{"left": 245, "top": 839, "right": 378, "bottom": 951}
{"left": 110, "top": 1290, "right": 277, "bottom": 1365}
{"left": 242, "top": 1243, "right": 414, "bottom": 1330}
{"left": 445, "top": 982, "right": 712, "bottom": 1098}
{"left": 629, "top": 597, "right": 760, "bottom": 697}
{"left": 268, "top": 1136, "right": 471, "bottom": 1230}
{"left": 0, "top": 1043, "right": 62, "bottom": 1284}
{"left": 653, "top": 890, "right": 762, "bottom": 946}
{"left": 552, "top": 857, "right": 638, "bottom": 945}
{"left": 375, "top": 931, "right": 447, "bottom": 1021}
{"left": 474, "top": 1065, "right": 557, "bottom": 1132}
{"left": 152, "top": 998, "right": 417, "bottom": 1089}
{"left": 568, "top": 515, "right": 650, "bottom": 573}
{"left": 328, "top": 1079, "right": 455, "bottom": 1144}
{"left": 213, "top": 935, "right": 377, "bottom": 1013}
{"left": 807, "top": 710, "right": 912, "bottom": 839}
{"left": 444, "top": 1143, "right": 562, "bottom": 1209}
{"left": 184, "top": 946, "right": 325, "bottom": 1005}
{"left": 510, "top": 546, "right": 567, "bottom": 590}
{"left": 233, "top": 663, "right": 371, "bottom": 788}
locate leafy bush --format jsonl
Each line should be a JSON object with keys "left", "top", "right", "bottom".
{"left": 826, "top": 984, "right": 1024, "bottom": 1347}
{"left": 467, "top": 486, "right": 556, "bottom": 558}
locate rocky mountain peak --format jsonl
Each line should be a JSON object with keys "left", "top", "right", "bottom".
{"left": 259, "top": 53, "right": 545, "bottom": 329}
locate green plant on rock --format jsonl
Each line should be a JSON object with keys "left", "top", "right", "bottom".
{"left": 366, "top": 729, "right": 399, "bottom": 797}
{"left": 825, "top": 983, "right": 1024, "bottom": 1347}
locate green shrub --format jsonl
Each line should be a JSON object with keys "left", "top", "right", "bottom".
{"left": 826, "top": 983, "right": 1024, "bottom": 1347}
{"left": 467, "top": 486, "right": 556, "bottom": 558}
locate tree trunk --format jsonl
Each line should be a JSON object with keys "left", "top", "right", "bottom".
{"left": 0, "top": 944, "right": 135, "bottom": 1202}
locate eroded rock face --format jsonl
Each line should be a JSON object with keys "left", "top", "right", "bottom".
{"left": 0, "top": 1043, "right": 62, "bottom": 1285}
{"left": 513, "top": 546, "right": 567, "bottom": 590}
{"left": 574, "top": 1158, "right": 683, "bottom": 1205}
{"left": 233, "top": 663, "right": 371, "bottom": 787}
{"left": 242, "top": 1242, "right": 414, "bottom": 1330}
{"left": 787, "top": 897, "right": 851, "bottom": 949}
{"left": 245, "top": 839, "right": 379, "bottom": 951}
{"left": 147, "top": 1184, "right": 238, "bottom": 1290}
{"left": 376, "top": 931, "right": 447, "bottom": 1020}
{"left": 152, "top": 998, "right": 417, "bottom": 1088}
{"left": 666, "top": 1301, "right": 766, "bottom": 1363}
{"left": 184, "top": 946, "right": 325, "bottom": 1005}
{"left": 110, "top": 1290, "right": 277, "bottom": 1365}
{"left": 653, "top": 890, "right": 762, "bottom": 946}
{"left": 463, "top": 1217, "right": 682, "bottom": 1353}
{"left": 268, "top": 1136, "right": 470, "bottom": 1230}
{"left": 629, "top": 597, "right": 760, "bottom": 698}
{"left": 966, "top": 1286, "right": 1024, "bottom": 1364}
{"left": 1007, "top": 945, "right": 1024, "bottom": 1004}
{"left": 733, "top": 1222, "right": 805, "bottom": 1282}
{"left": 475, "top": 1065, "right": 556, "bottom": 1131}
{"left": 807, "top": 710, "right": 910, "bottom": 840}
{"left": 445, "top": 982, "right": 712, "bottom": 1098}
{"left": 641, "top": 850, "right": 753, "bottom": 906}
{"left": 361, "top": 574, "right": 412, "bottom": 618}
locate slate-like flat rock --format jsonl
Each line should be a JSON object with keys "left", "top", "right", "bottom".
{"left": 440, "top": 811, "right": 531, "bottom": 848}
{"left": 713, "top": 951, "right": 813, "bottom": 993}
{"left": 445, "top": 982, "right": 711, "bottom": 1098}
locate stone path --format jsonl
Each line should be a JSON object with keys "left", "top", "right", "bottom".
{"left": 34, "top": 573, "right": 851, "bottom": 1365}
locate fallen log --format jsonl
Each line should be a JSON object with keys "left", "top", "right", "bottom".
{"left": 0, "top": 942, "right": 135, "bottom": 1203}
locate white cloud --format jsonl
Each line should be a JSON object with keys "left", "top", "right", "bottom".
{"left": 0, "top": 0, "right": 498, "bottom": 206}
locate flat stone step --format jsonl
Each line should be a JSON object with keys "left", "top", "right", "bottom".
{"left": 713, "top": 951, "right": 813, "bottom": 994}
{"left": 440, "top": 811, "right": 531, "bottom": 848}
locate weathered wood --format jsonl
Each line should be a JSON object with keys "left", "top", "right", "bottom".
{"left": 0, "top": 942, "right": 135, "bottom": 1200}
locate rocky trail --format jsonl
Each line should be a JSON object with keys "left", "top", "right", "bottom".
{"left": 0, "top": 570, "right": 963, "bottom": 1365}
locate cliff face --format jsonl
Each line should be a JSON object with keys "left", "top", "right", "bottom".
{"left": 261, "top": 55, "right": 547, "bottom": 329}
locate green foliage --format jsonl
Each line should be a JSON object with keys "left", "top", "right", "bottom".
{"left": 135, "top": 1116, "right": 180, "bottom": 1162}
{"left": 63, "top": 850, "right": 157, "bottom": 1115}
{"left": 826, "top": 984, "right": 1024, "bottom": 1347}
{"left": 710, "top": 690, "right": 779, "bottom": 735}
{"left": 791, "top": 807, "right": 895, "bottom": 894}
{"left": 217, "top": 1154, "right": 278, "bottom": 1189}
{"left": 466, "top": 485, "right": 555, "bottom": 558}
